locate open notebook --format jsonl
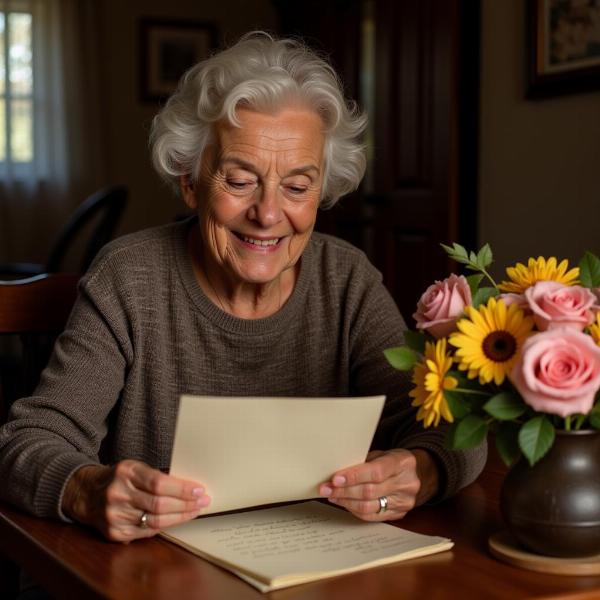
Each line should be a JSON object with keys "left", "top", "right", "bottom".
{"left": 161, "top": 501, "right": 453, "bottom": 592}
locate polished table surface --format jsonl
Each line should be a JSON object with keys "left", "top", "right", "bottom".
{"left": 2, "top": 450, "right": 600, "bottom": 600}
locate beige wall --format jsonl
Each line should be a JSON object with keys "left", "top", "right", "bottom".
{"left": 479, "top": 0, "right": 600, "bottom": 279}
{"left": 96, "top": 0, "right": 278, "bottom": 238}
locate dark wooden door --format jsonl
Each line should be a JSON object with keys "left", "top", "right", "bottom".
{"left": 277, "top": 0, "right": 479, "bottom": 323}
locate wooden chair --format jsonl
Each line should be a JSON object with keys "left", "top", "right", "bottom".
{"left": 0, "top": 185, "right": 127, "bottom": 278}
{"left": 0, "top": 273, "right": 78, "bottom": 598}
{"left": 0, "top": 273, "right": 79, "bottom": 422}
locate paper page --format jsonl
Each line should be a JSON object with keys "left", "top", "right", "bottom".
{"left": 169, "top": 395, "right": 385, "bottom": 515}
{"left": 161, "top": 501, "right": 453, "bottom": 592}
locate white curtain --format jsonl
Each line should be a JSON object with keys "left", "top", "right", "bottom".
{"left": 0, "top": 0, "right": 106, "bottom": 264}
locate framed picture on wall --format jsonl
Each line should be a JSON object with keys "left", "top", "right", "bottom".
{"left": 140, "top": 18, "right": 218, "bottom": 103}
{"left": 527, "top": 0, "right": 600, "bottom": 98}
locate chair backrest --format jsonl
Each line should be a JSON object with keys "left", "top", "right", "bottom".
{"left": 0, "top": 274, "right": 79, "bottom": 422}
{"left": 46, "top": 185, "right": 127, "bottom": 273}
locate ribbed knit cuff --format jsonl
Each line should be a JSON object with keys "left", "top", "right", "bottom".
{"left": 401, "top": 432, "right": 487, "bottom": 503}
{"left": 33, "top": 452, "right": 99, "bottom": 521}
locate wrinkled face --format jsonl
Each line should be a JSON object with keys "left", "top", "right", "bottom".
{"left": 181, "top": 107, "right": 325, "bottom": 286}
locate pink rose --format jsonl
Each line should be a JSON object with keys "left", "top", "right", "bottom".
{"left": 498, "top": 293, "right": 530, "bottom": 312}
{"left": 524, "top": 281, "right": 598, "bottom": 331}
{"left": 413, "top": 274, "right": 471, "bottom": 339}
{"left": 510, "top": 328, "right": 600, "bottom": 417}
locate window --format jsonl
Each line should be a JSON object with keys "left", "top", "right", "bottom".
{"left": 0, "top": 0, "right": 103, "bottom": 192}
{"left": 0, "top": 8, "right": 32, "bottom": 167}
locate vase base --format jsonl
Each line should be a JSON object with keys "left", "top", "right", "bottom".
{"left": 489, "top": 531, "right": 600, "bottom": 576}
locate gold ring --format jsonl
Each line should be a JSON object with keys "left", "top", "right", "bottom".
{"left": 377, "top": 496, "right": 388, "bottom": 514}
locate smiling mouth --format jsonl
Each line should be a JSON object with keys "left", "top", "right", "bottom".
{"left": 233, "top": 232, "right": 282, "bottom": 247}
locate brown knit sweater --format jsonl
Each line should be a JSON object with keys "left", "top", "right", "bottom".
{"left": 0, "top": 220, "right": 486, "bottom": 519}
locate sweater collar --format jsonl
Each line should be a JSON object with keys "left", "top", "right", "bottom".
{"left": 175, "top": 218, "right": 313, "bottom": 335}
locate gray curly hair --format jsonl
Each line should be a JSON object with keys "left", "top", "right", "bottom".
{"left": 150, "top": 32, "right": 367, "bottom": 209}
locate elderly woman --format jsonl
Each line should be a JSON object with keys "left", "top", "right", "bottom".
{"left": 0, "top": 33, "right": 485, "bottom": 543}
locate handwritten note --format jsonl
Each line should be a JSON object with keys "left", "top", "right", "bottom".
{"left": 161, "top": 501, "right": 453, "bottom": 591}
{"left": 209, "top": 513, "right": 333, "bottom": 559}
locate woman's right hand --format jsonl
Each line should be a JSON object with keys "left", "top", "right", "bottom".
{"left": 61, "top": 460, "right": 210, "bottom": 542}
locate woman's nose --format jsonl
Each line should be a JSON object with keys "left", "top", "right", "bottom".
{"left": 248, "top": 184, "right": 283, "bottom": 227}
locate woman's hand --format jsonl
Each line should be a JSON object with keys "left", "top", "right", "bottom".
{"left": 318, "top": 449, "right": 440, "bottom": 521}
{"left": 62, "top": 460, "right": 210, "bottom": 542}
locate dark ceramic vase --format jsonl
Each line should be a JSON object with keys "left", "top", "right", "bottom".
{"left": 500, "top": 430, "right": 600, "bottom": 558}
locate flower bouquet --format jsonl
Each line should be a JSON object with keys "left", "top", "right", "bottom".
{"left": 385, "top": 243, "right": 600, "bottom": 467}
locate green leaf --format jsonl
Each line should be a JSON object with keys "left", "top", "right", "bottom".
{"left": 447, "top": 372, "right": 490, "bottom": 408}
{"left": 471, "top": 286, "right": 499, "bottom": 308}
{"left": 495, "top": 421, "right": 521, "bottom": 467}
{"left": 383, "top": 347, "right": 418, "bottom": 371}
{"left": 476, "top": 243, "right": 493, "bottom": 268}
{"left": 446, "top": 414, "right": 488, "bottom": 449}
{"left": 448, "top": 370, "right": 480, "bottom": 389}
{"left": 403, "top": 330, "right": 427, "bottom": 354}
{"left": 518, "top": 416, "right": 555, "bottom": 466}
{"left": 440, "top": 242, "right": 470, "bottom": 265}
{"left": 444, "top": 390, "right": 471, "bottom": 419}
{"left": 440, "top": 242, "right": 455, "bottom": 255}
{"left": 440, "top": 242, "right": 467, "bottom": 258}
{"left": 469, "top": 251, "right": 478, "bottom": 264}
{"left": 466, "top": 274, "right": 484, "bottom": 297}
{"left": 483, "top": 391, "right": 526, "bottom": 421}
{"left": 589, "top": 403, "right": 600, "bottom": 430}
{"left": 579, "top": 251, "right": 600, "bottom": 288}
{"left": 444, "top": 422, "right": 459, "bottom": 447}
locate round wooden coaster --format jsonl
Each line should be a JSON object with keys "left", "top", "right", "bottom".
{"left": 489, "top": 531, "right": 600, "bottom": 576}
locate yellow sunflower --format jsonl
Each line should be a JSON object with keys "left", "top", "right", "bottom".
{"left": 409, "top": 338, "right": 457, "bottom": 428}
{"left": 590, "top": 312, "right": 600, "bottom": 347}
{"left": 449, "top": 297, "right": 534, "bottom": 385}
{"left": 498, "top": 256, "right": 579, "bottom": 294}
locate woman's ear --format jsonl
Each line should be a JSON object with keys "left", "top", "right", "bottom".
{"left": 179, "top": 175, "right": 197, "bottom": 210}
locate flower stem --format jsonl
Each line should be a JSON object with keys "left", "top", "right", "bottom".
{"left": 453, "top": 388, "right": 492, "bottom": 397}
{"left": 565, "top": 415, "right": 572, "bottom": 431}
{"left": 480, "top": 267, "right": 498, "bottom": 289}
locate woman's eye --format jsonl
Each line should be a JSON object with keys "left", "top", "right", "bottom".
{"left": 287, "top": 185, "right": 307, "bottom": 195}
{"left": 227, "top": 180, "right": 252, "bottom": 190}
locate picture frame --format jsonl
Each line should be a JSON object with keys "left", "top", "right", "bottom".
{"left": 140, "top": 18, "right": 217, "bottom": 103}
{"left": 527, "top": 0, "right": 600, "bottom": 98}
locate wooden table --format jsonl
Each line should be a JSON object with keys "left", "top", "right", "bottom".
{"left": 2, "top": 450, "right": 600, "bottom": 600}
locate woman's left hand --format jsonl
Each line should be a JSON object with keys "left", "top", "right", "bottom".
{"left": 318, "top": 448, "right": 440, "bottom": 521}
